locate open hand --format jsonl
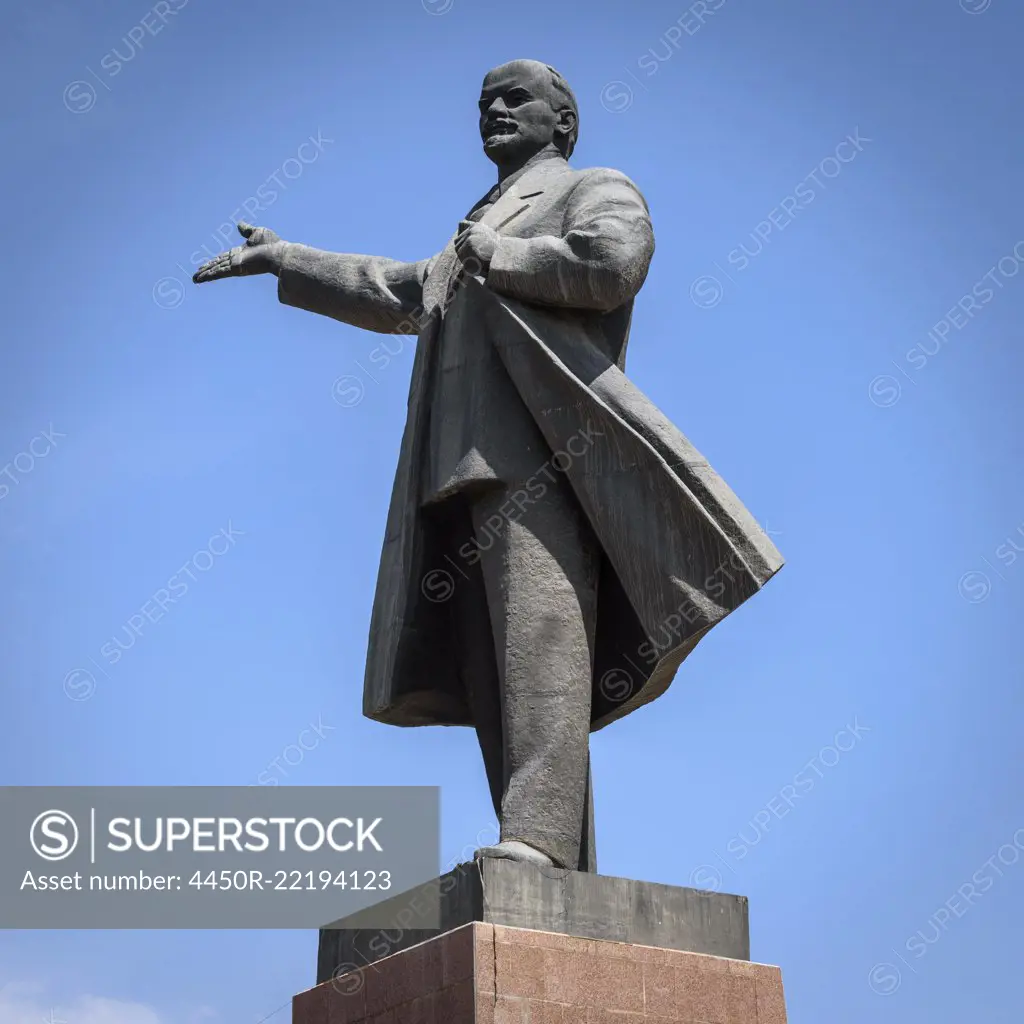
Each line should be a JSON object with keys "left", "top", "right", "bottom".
{"left": 193, "top": 223, "right": 285, "bottom": 284}
{"left": 454, "top": 220, "right": 499, "bottom": 274}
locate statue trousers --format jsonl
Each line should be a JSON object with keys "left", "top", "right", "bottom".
{"left": 438, "top": 469, "right": 599, "bottom": 872}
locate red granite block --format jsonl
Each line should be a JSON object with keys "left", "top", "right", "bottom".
{"left": 560, "top": 1007, "right": 587, "bottom": 1024}
{"left": 423, "top": 935, "right": 445, "bottom": 989}
{"left": 755, "top": 974, "right": 788, "bottom": 1024}
{"left": 538, "top": 950, "right": 580, "bottom": 1005}
{"left": 626, "top": 944, "right": 676, "bottom": 966}
{"left": 495, "top": 925, "right": 592, "bottom": 956}
{"left": 394, "top": 992, "right": 436, "bottom": 1024}
{"left": 436, "top": 979, "right": 475, "bottom": 1022}
{"left": 640, "top": 962, "right": 676, "bottom": 1018}
{"left": 499, "top": 942, "right": 551, "bottom": 1000}
{"left": 444, "top": 924, "right": 477, "bottom": 987}
{"left": 527, "top": 999, "right": 566, "bottom": 1024}
{"left": 293, "top": 985, "right": 328, "bottom": 1024}
{"left": 726, "top": 960, "right": 775, "bottom": 982}
{"left": 575, "top": 951, "right": 643, "bottom": 1012}
{"left": 295, "top": 924, "right": 784, "bottom": 1024}
{"left": 363, "top": 961, "right": 390, "bottom": 1018}
{"left": 585, "top": 940, "right": 636, "bottom": 961}
{"left": 493, "top": 939, "right": 563, "bottom": 1001}
{"left": 724, "top": 977, "right": 758, "bottom": 1024}
{"left": 492, "top": 995, "right": 527, "bottom": 1024}
{"left": 491, "top": 925, "right": 517, "bottom": 945}
{"left": 474, "top": 923, "right": 497, "bottom": 997}
{"left": 388, "top": 942, "right": 428, "bottom": 1008}
{"left": 584, "top": 1009, "right": 645, "bottom": 1024}
{"left": 678, "top": 964, "right": 733, "bottom": 1023}
{"left": 519, "top": 930, "right": 575, "bottom": 952}
{"left": 492, "top": 938, "right": 515, "bottom": 986}
{"left": 476, "top": 990, "right": 496, "bottom": 1024}
{"left": 564, "top": 937, "right": 600, "bottom": 959}
{"left": 323, "top": 972, "right": 368, "bottom": 1024}
{"left": 673, "top": 949, "right": 731, "bottom": 974}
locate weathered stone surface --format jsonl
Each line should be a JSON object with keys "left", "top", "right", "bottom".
{"left": 193, "top": 59, "right": 783, "bottom": 878}
{"left": 294, "top": 922, "right": 786, "bottom": 1024}
{"left": 317, "top": 860, "right": 748, "bottom": 986}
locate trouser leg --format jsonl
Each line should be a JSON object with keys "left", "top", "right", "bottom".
{"left": 448, "top": 500, "right": 505, "bottom": 821}
{"left": 468, "top": 479, "right": 600, "bottom": 870}
{"left": 579, "top": 755, "right": 596, "bottom": 873}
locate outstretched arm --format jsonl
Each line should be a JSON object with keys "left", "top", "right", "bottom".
{"left": 275, "top": 245, "right": 431, "bottom": 335}
{"left": 193, "top": 223, "right": 433, "bottom": 335}
{"left": 458, "top": 169, "right": 655, "bottom": 313}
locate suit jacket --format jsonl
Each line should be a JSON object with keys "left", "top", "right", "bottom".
{"left": 276, "top": 155, "right": 784, "bottom": 731}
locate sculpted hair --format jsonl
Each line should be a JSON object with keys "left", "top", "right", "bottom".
{"left": 544, "top": 64, "right": 579, "bottom": 159}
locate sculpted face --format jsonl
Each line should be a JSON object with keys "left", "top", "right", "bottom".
{"left": 478, "top": 61, "right": 573, "bottom": 169}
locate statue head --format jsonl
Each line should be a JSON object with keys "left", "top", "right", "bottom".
{"left": 478, "top": 60, "right": 579, "bottom": 172}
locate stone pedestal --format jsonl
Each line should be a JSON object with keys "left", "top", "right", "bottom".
{"left": 293, "top": 921, "right": 788, "bottom": 1023}
{"left": 317, "top": 860, "right": 749, "bottom": 985}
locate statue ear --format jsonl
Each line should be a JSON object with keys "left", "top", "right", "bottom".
{"left": 556, "top": 107, "right": 577, "bottom": 138}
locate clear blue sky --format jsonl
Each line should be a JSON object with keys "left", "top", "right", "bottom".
{"left": 2, "top": 0, "right": 1023, "bottom": 1021}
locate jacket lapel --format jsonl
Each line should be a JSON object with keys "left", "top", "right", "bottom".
{"left": 424, "top": 157, "right": 570, "bottom": 314}
{"left": 478, "top": 156, "right": 568, "bottom": 231}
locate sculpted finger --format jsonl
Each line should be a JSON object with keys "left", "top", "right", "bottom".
{"left": 192, "top": 256, "right": 221, "bottom": 278}
{"left": 193, "top": 264, "right": 228, "bottom": 283}
{"left": 192, "top": 254, "right": 232, "bottom": 283}
{"left": 237, "top": 221, "right": 255, "bottom": 239}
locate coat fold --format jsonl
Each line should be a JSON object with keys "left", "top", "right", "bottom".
{"left": 362, "top": 276, "right": 783, "bottom": 732}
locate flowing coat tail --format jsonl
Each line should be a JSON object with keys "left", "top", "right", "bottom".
{"left": 362, "top": 277, "right": 783, "bottom": 731}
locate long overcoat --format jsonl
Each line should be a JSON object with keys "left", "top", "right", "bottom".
{"left": 276, "top": 155, "right": 783, "bottom": 732}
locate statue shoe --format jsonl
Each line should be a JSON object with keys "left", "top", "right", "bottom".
{"left": 473, "top": 839, "right": 556, "bottom": 867}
